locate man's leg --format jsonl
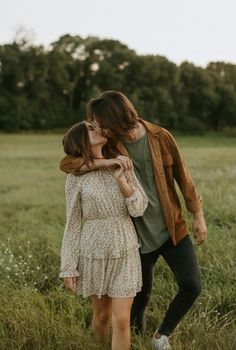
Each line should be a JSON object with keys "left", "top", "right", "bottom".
{"left": 131, "top": 249, "right": 160, "bottom": 334}
{"left": 158, "top": 235, "right": 202, "bottom": 336}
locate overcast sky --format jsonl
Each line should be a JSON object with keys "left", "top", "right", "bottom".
{"left": 0, "top": 0, "right": 235, "bottom": 67}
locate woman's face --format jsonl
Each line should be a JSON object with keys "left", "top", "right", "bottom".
{"left": 86, "top": 122, "right": 107, "bottom": 146}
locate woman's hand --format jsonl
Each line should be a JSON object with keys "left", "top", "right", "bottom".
{"left": 112, "top": 159, "right": 135, "bottom": 197}
{"left": 113, "top": 165, "right": 125, "bottom": 180}
{"left": 116, "top": 156, "right": 133, "bottom": 171}
{"left": 64, "top": 276, "right": 78, "bottom": 293}
{"left": 112, "top": 157, "right": 133, "bottom": 180}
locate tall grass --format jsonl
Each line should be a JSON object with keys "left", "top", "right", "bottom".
{"left": 0, "top": 134, "right": 235, "bottom": 350}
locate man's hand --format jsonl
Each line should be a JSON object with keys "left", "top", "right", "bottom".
{"left": 75, "top": 157, "right": 133, "bottom": 175}
{"left": 99, "top": 156, "right": 133, "bottom": 172}
{"left": 64, "top": 276, "right": 78, "bottom": 293}
{"left": 192, "top": 210, "right": 207, "bottom": 245}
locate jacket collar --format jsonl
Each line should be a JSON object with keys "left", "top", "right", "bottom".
{"left": 139, "top": 118, "right": 163, "bottom": 136}
{"left": 116, "top": 118, "right": 163, "bottom": 155}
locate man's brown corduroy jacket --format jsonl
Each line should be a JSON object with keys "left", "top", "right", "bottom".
{"left": 60, "top": 119, "right": 203, "bottom": 245}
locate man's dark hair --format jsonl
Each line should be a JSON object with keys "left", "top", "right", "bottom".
{"left": 87, "top": 91, "right": 139, "bottom": 140}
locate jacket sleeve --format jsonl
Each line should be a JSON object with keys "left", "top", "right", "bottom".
{"left": 59, "top": 174, "right": 82, "bottom": 278}
{"left": 165, "top": 131, "right": 203, "bottom": 214}
{"left": 124, "top": 169, "right": 148, "bottom": 217}
{"left": 60, "top": 155, "right": 84, "bottom": 175}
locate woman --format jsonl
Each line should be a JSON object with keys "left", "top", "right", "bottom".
{"left": 59, "top": 121, "right": 148, "bottom": 350}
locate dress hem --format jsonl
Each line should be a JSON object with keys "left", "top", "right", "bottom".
{"left": 76, "top": 286, "right": 142, "bottom": 299}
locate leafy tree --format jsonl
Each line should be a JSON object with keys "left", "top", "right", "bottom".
{"left": 0, "top": 36, "right": 235, "bottom": 132}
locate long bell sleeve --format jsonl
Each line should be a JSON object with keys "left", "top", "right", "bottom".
{"left": 59, "top": 174, "right": 82, "bottom": 278}
{"left": 124, "top": 169, "right": 148, "bottom": 217}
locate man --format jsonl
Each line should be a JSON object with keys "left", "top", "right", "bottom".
{"left": 60, "top": 91, "right": 207, "bottom": 350}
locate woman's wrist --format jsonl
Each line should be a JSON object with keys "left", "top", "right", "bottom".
{"left": 116, "top": 176, "right": 134, "bottom": 197}
{"left": 116, "top": 175, "right": 127, "bottom": 184}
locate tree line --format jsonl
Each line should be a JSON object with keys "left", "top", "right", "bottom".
{"left": 0, "top": 34, "right": 236, "bottom": 132}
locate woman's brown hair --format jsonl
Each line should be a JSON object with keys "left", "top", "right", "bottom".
{"left": 86, "top": 91, "right": 139, "bottom": 140}
{"left": 62, "top": 122, "right": 119, "bottom": 166}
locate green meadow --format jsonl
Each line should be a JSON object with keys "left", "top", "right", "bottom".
{"left": 0, "top": 133, "right": 235, "bottom": 350}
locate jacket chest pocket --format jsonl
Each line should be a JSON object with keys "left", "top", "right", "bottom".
{"left": 144, "top": 154, "right": 173, "bottom": 177}
{"left": 162, "top": 154, "right": 174, "bottom": 181}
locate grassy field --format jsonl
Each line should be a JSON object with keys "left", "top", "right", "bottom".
{"left": 0, "top": 133, "right": 236, "bottom": 350}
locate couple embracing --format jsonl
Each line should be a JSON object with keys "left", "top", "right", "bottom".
{"left": 59, "top": 91, "right": 207, "bottom": 350}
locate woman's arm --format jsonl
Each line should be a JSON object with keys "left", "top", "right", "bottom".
{"left": 114, "top": 167, "right": 148, "bottom": 217}
{"left": 116, "top": 175, "right": 135, "bottom": 198}
{"left": 59, "top": 174, "right": 82, "bottom": 279}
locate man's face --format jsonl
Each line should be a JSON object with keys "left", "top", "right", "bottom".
{"left": 91, "top": 116, "right": 115, "bottom": 139}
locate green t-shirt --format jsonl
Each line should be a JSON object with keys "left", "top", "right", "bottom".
{"left": 124, "top": 132, "right": 169, "bottom": 253}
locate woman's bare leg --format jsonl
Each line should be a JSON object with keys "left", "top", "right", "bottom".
{"left": 90, "top": 295, "right": 112, "bottom": 342}
{"left": 111, "top": 297, "right": 134, "bottom": 350}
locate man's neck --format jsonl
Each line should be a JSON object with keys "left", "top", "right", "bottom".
{"left": 125, "top": 122, "right": 146, "bottom": 142}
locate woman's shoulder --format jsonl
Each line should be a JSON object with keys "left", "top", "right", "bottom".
{"left": 66, "top": 173, "right": 81, "bottom": 181}
{"left": 66, "top": 169, "right": 106, "bottom": 185}
{"left": 65, "top": 173, "right": 82, "bottom": 190}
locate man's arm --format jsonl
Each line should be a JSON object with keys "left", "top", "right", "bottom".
{"left": 60, "top": 155, "right": 85, "bottom": 175}
{"left": 164, "top": 131, "right": 207, "bottom": 244}
{"left": 192, "top": 210, "right": 207, "bottom": 245}
{"left": 60, "top": 155, "right": 133, "bottom": 176}
{"left": 165, "top": 131, "right": 202, "bottom": 213}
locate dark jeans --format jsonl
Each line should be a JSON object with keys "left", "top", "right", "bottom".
{"left": 131, "top": 235, "right": 202, "bottom": 336}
